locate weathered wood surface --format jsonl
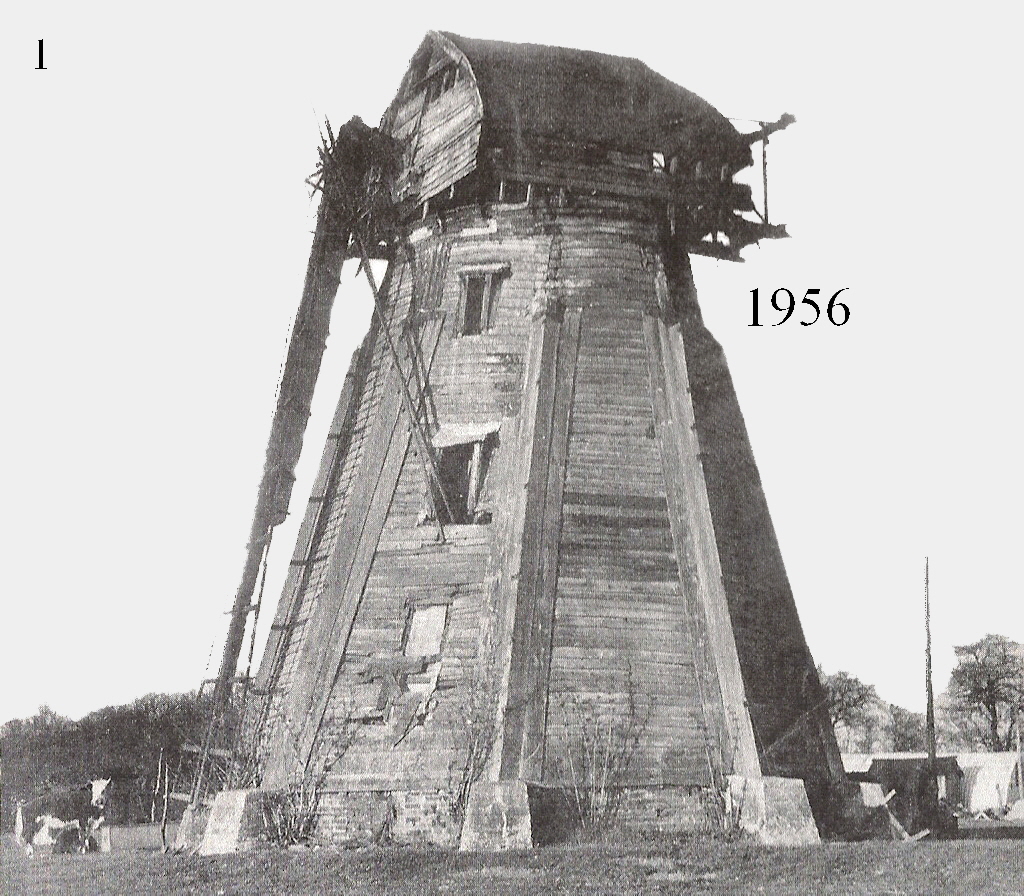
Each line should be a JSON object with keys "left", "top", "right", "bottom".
{"left": 668, "top": 253, "right": 846, "bottom": 795}
{"left": 385, "top": 40, "right": 483, "bottom": 205}
{"left": 254, "top": 202, "right": 841, "bottom": 805}
{"left": 536, "top": 234, "right": 712, "bottom": 786}
{"left": 643, "top": 258, "right": 761, "bottom": 780}
{"left": 499, "top": 294, "right": 581, "bottom": 782}
{"left": 259, "top": 271, "right": 407, "bottom": 738}
{"left": 261, "top": 259, "right": 442, "bottom": 784}
{"left": 253, "top": 324, "right": 378, "bottom": 698}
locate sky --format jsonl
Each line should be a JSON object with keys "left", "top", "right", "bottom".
{"left": 2, "top": 2, "right": 1021, "bottom": 725}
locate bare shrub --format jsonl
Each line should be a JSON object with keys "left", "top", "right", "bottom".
{"left": 262, "top": 717, "right": 358, "bottom": 847}
{"left": 553, "top": 666, "right": 652, "bottom": 832}
{"left": 446, "top": 658, "right": 501, "bottom": 825}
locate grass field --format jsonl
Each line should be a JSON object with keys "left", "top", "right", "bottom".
{"left": 4, "top": 831, "right": 1023, "bottom": 896}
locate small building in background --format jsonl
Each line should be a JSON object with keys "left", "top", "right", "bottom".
{"left": 956, "top": 752, "right": 1022, "bottom": 815}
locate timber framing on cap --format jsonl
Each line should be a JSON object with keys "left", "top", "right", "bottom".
{"left": 381, "top": 30, "right": 792, "bottom": 261}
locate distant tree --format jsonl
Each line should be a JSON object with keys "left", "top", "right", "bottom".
{"left": 818, "top": 668, "right": 885, "bottom": 751}
{"left": 1, "top": 692, "right": 210, "bottom": 831}
{"left": 820, "top": 668, "right": 880, "bottom": 728}
{"left": 944, "top": 634, "right": 1024, "bottom": 751}
{"left": 887, "top": 704, "right": 927, "bottom": 751}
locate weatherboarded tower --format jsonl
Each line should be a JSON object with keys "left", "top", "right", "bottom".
{"left": 240, "top": 32, "right": 853, "bottom": 847}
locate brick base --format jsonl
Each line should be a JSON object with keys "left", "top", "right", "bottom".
{"left": 315, "top": 789, "right": 457, "bottom": 847}
{"left": 312, "top": 784, "right": 766, "bottom": 848}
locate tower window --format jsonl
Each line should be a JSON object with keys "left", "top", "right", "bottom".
{"left": 426, "top": 424, "right": 499, "bottom": 525}
{"left": 431, "top": 441, "right": 492, "bottom": 524}
{"left": 463, "top": 276, "right": 488, "bottom": 335}
{"left": 500, "top": 180, "right": 530, "bottom": 203}
{"left": 458, "top": 263, "right": 510, "bottom": 335}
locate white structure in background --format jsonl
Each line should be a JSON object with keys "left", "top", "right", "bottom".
{"left": 956, "top": 753, "right": 1022, "bottom": 815}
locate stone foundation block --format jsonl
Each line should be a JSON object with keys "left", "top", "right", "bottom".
{"left": 459, "top": 781, "right": 532, "bottom": 851}
{"left": 198, "top": 789, "right": 266, "bottom": 855}
{"left": 727, "top": 775, "right": 820, "bottom": 846}
{"left": 392, "top": 790, "right": 460, "bottom": 847}
{"left": 173, "top": 803, "right": 210, "bottom": 852}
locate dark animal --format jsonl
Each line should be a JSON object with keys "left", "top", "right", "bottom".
{"left": 15, "top": 778, "right": 110, "bottom": 855}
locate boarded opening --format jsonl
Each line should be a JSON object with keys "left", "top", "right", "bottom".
{"left": 405, "top": 604, "right": 447, "bottom": 657}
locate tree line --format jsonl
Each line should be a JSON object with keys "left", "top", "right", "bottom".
{"left": 821, "top": 633, "right": 1024, "bottom": 753}
{"left": 1, "top": 691, "right": 209, "bottom": 832}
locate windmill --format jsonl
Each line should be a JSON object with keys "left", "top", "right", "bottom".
{"left": 194, "top": 31, "right": 860, "bottom": 849}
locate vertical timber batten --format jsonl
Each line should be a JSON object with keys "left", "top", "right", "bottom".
{"left": 648, "top": 256, "right": 760, "bottom": 779}
{"left": 499, "top": 293, "right": 582, "bottom": 782}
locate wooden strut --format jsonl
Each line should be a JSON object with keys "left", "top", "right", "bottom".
{"left": 238, "top": 527, "right": 274, "bottom": 709}
{"left": 213, "top": 204, "right": 348, "bottom": 710}
{"left": 250, "top": 323, "right": 379, "bottom": 716}
{"left": 351, "top": 232, "right": 455, "bottom": 538}
{"left": 752, "top": 114, "right": 794, "bottom": 225}
{"left": 761, "top": 126, "right": 769, "bottom": 224}
{"left": 924, "top": 557, "right": 939, "bottom": 806}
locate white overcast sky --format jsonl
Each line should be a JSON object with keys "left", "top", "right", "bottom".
{"left": 2, "top": 2, "right": 1021, "bottom": 725}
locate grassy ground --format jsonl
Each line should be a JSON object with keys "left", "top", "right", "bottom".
{"left": 3, "top": 831, "right": 1022, "bottom": 896}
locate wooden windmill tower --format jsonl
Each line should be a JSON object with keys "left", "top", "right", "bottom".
{"left": 209, "top": 32, "right": 858, "bottom": 848}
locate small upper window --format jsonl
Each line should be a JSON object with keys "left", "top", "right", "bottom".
{"left": 463, "top": 276, "right": 488, "bottom": 335}
{"left": 458, "top": 264, "right": 509, "bottom": 335}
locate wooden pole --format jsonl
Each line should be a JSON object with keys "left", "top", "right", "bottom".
{"left": 761, "top": 128, "right": 769, "bottom": 224}
{"left": 151, "top": 749, "right": 162, "bottom": 823}
{"left": 160, "top": 757, "right": 170, "bottom": 853}
{"left": 925, "top": 557, "right": 939, "bottom": 797}
{"left": 214, "top": 206, "right": 348, "bottom": 708}
{"left": 1015, "top": 705, "right": 1023, "bottom": 804}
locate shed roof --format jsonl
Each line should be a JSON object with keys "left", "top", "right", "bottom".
{"left": 440, "top": 32, "right": 750, "bottom": 167}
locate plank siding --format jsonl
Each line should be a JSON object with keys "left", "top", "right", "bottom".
{"left": 288, "top": 223, "right": 540, "bottom": 789}
{"left": 260, "top": 259, "right": 428, "bottom": 783}
{"left": 258, "top": 210, "right": 741, "bottom": 795}
{"left": 542, "top": 233, "right": 713, "bottom": 787}
{"left": 385, "top": 60, "right": 483, "bottom": 204}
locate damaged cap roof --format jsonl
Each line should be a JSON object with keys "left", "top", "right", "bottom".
{"left": 441, "top": 31, "right": 750, "bottom": 166}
